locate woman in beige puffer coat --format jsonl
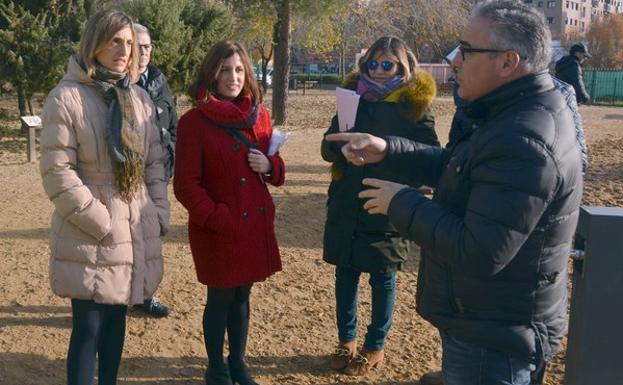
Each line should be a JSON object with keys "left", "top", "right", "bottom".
{"left": 39, "top": 10, "right": 169, "bottom": 385}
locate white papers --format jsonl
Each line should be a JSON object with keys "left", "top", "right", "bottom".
{"left": 336, "top": 87, "right": 360, "bottom": 132}
{"left": 268, "top": 128, "right": 288, "bottom": 156}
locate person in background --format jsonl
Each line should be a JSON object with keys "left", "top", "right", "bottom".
{"left": 174, "top": 41, "right": 285, "bottom": 385}
{"left": 132, "top": 23, "right": 177, "bottom": 318}
{"left": 40, "top": 10, "right": 169, "bottom": 385}
{"left": 555, "top": 43, "right": 591, "bottom": 104}
{"left": 321, "top": 36, "right": 439, "bottom": 376}
{"left": 326, "top": 1, "right": 583, "bottom": 384}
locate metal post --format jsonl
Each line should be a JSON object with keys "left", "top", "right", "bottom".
{"left": 27, "top": 124, "right": 36, "bottom": 163}
{"left": 564, "top": 206, "right": 623, "bottom": 385}
{"left": 612, "top": 76, "right": 617, "bottom": 106}
{"left": 590, "top": 69, "right": 597, "bottom": 104}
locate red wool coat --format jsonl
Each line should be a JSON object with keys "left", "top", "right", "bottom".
{"left": 174, "top": 93, "right": 285, "bottom": 288}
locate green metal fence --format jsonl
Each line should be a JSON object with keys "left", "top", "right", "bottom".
{"left": 584, "top": 69, "right": 623, "bottom": 106}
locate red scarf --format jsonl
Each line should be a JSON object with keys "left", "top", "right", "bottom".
{"left": 196, "top": 88, "right": 259, "bottom": 129}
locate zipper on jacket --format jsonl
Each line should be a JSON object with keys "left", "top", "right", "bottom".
{"left": 90, "top": 86, "right": 104, "bottom": 172}
{"left": 446, "top": 266, "right": 465, "bottom": 314}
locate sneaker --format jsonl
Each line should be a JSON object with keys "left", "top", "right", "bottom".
{"left": 134, "top": 297, "right": 171, "bottom": 317}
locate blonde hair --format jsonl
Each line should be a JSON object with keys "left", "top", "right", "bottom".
{"left": 78, "top": 10, "right": 139, "bottom": 82}
{"left": 358, "top": 36, "right": 418, "bottom": 83}
{"left": 189, "top": 41, "right": 262, "bottom": 104}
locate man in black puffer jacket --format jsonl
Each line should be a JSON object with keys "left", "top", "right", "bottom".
{"left": 135, "top": 23, "right": 178, "bottom": 182}
{"left": 133, "top": 23, "right": 178, "bottom": 318}
{"left": 555, "top": 43, "right": 591, "bottom": 104}
{"left": 326, "top": 1, "right": 583, "bottom": 384}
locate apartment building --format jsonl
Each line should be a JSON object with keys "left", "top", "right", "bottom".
{"left": 524, "top": 0, "right": 623, "bottom": 38}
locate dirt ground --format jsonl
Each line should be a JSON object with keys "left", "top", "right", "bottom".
{"left": 1, "top": 89, "right": 622, "bottom": 385}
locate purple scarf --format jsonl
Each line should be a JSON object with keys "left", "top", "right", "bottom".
{"left": 356, "top": 74, "right": 404, "bottom": 102}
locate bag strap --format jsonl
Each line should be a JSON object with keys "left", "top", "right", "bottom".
{"left": 223, "top": 127, "right": 257, "bottom": 149}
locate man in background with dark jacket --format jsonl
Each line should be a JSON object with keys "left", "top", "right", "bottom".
{"left": 555, "top": 43, "right": 591, "bottom": 104}
{"left": 325, "top": 1, "right": 583, "bottom": 384}
{"left": 133, "top": 23, "right": 178, "bottom": 317}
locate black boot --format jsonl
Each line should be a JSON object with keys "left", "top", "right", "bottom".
{"left": 204, "top": 364, "right": 233, "bottom": 385}
{"left": 228, "top": 358, "right": 258, "bottom": 385}
{"left": 227, "top": 286, "right": 256, "bottom": 385}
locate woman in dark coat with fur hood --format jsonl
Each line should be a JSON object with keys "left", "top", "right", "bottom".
{"left": 321, "top": 36, "right": 439, "bottom": 376}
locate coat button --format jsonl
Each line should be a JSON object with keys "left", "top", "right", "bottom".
{"left": 242, "top": 212, "right": 249, "bottom": 219}
{"left": 232, "top": 143, "right": 240, "bottom": 151}
{"left": 240, "top": 177, "right": 247, "bottom": 185}
{"left": 259, "top": 207, "right": 265, "bottom": 215}
{"left": 456, "top": 165, "right": 462, "bottom": 173}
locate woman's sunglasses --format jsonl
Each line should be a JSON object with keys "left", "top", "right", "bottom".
{"left": 368, "top": 60, "right": 395, "bottom": 72}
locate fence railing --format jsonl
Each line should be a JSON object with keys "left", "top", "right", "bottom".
{"left": 283, "top": 64, "right": 623, "bottom": 105}
{"left": 584, "top": 69, "right": 623, "bottom": 106}
{"left": 419, "top": 63, "right": 454, "bottom": 84}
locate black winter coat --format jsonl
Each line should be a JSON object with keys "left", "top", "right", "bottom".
{"left": 139, "top": 63, "right": 178, "bottom": 180}
{"left": 321, "top": 71, "right": 440, "bottom": 273}
{"left": 555, "top": 55, "right": 590, "bottom": 104}
{"left": 384, "top": 72, "right": 583, "bottom": 361}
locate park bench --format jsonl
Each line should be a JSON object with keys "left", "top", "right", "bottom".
{"left": 291, "top": 79, "right": 318, "bottom": 95}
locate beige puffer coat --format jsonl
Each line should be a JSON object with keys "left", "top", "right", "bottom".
{"left": 40, "top": 56, "right": 170, "bottom": 305}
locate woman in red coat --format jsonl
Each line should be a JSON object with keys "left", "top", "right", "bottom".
{"left": 174, "top": 41, "right": 285, "bottom": 385}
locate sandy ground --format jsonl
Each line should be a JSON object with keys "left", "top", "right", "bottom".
{"left": 1, "top": 89, "right": 622, "bottom": 385}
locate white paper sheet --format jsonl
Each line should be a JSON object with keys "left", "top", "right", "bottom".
{"left": 268, "top": 128, "right": 288, "bottom": 156}
{"left": 336, "top": 87, "right": 360, "bottom": 132}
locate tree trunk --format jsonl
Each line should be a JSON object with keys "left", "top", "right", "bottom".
{"left": 339, "top": 42, "right": 346, "bottom": 81}
{"left": 17, "top": 84, "right": 27, "bottom": 117}
{"left": 27, "top": 97, "right": 34, "bottom": 116}
{"left": 261, "top": 56, "right": 269, "bottom": 93}
{"left": 84, "top": 0, "right": 96, "bottom": 18}
{"left": 271, "top": 0, "right": 290, "bottom": 126}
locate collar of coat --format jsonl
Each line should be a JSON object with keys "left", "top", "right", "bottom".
{"left": 142, "top": 63, "right": 167, "bottom": 98}
{"left": 144, "top": 64, "right": 164, "bottom": 87}
{"left": 341, "top": 69, "right": 436, "bottom": 121}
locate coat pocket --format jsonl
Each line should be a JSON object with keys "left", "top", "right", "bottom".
{"left": 97, "top": 186, "right": 133, "bottom": 265}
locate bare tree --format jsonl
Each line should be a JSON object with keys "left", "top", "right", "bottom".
{"left": 585, "top": 14, "right": 623, "bottom": 68}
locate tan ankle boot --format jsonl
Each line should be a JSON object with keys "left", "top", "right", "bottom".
{"left": 329, "top": 341, "right": 356, "bottom": 370}
{"left": 344, "top": 347, "right": 384, "bottom": 375}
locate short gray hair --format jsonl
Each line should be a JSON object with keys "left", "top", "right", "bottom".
{"left": 134, "top": 23, "right": 150, "bottom": 37}
{"left": 472, "top": 0, "right": 551, "bottom": 73}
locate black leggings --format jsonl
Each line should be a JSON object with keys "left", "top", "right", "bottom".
{"left": 203, "top": 285, "right": 252, "bottom": 367}
{"left": 67, "top": 299, "right": 127, "bottom": 385}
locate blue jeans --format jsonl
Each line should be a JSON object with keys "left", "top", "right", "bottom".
{"left": 335, "top": 266, "right": 396, "bottom": 351}
{"left": 441, "top": 331, "right": 537, "bottom": 385}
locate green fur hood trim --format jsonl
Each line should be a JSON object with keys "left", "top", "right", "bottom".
{"left": 341, "top": 70, "right": 437, "bottom": 121}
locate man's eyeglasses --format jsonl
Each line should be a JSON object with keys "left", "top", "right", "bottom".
{"left": 458, "top": 45, "right": 508, "bottom": 60}
{"left": 368, "top": 60, "right": 395, "bottom": 72}
{"left": 139, "top": 44, "right": 153, "bottom": 52}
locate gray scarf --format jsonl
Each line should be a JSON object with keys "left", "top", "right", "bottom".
{"left": 92, "top": 62, "right": 144, "bottom": 202}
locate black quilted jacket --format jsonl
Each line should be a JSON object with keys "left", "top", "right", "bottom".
{"left": 140, "top": 63, "right": 178, "bottom": 180}
{"left": 384, "top": 72, "right": 583, "bottom": 361}
{"left": 555, "top": 55, "right": 590, "bottom": 104}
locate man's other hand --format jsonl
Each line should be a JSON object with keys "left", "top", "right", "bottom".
{"left": 359, "top": 178, "right": 408, "bottom": 215}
